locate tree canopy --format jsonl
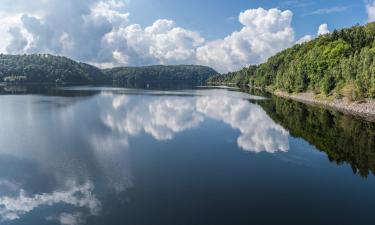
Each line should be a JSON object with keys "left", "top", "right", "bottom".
{"left": 104, "top": 65, "right": 217, "bottom": 85}
{"left": 0, "top": 54, "right": 106, "bottom": 84}
{"left": 209, "top": 22, "right": 375, "bottom": 100}
{"left": 0, "top": 54, "right": 217, "bottom": 85}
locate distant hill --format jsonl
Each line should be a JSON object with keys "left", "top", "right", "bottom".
{"left": 209, "top": 22, "right": 375, "bottom": 100}
{"left": 103, "top": 65, "right": 218, "bottom": 85}
{"left": 0, "top": 54, "right": 217, "bottom": 85}
{"left": 0, "top": 54, "right": 106, "bottom": 84}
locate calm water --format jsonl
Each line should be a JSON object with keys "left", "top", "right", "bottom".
{"left": 0, "top": 85, "right": 375, "bottom": 225}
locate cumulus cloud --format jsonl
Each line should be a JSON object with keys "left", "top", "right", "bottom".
{"left": 0, "top": 0, "right": 205, "bottom": 67}
{"left": 296, "top": 35, "right": 313, "bottom": 44}
{"left": 6, "top": 27, "right": 28, "bottom": 53}
{"left": 102, "top": 19, "right": 205, "bottom": 66}
{"left": 296, "top": 23, "right": 330, "bottom": 44}
{"left": 0, "top": 12, "right": 27, "bottom": 53}
{"left": 367, "top": 1, "right": 375, "bottom": 22}
{"left": 0, "top": 1, "right": 298, "bottom": 72}
{"left": 196, "top": 8, "right": 295, "bottom": 72}
{"left": 90, "top": 0, "right": 129, "bottom": 28}
{"left": 0, "top": 0, "right": 127, "bottom": 62}
{"left": 317, "top": 24, "right": 330, "bottom": 35}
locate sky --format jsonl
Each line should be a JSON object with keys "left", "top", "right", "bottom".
{"left": 0, "top": 0, "right": 374, "bottom": 72}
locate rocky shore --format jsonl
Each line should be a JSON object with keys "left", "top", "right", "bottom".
{"left": 274, "top": 91, "right": 375, "bottom": 122}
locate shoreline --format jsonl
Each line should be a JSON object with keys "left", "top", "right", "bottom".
{"left": 207, "top": 82, "right": 375, "bottom": 122}
{"left": 273, "top": 91, "right": 375, "bottom": 122}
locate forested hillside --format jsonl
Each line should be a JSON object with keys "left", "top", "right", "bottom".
{"left": 0, "top": 54, "right": 217, "bottom": 85}
{"left": 0, "top": 54, "right": 107, "bottom": 83}
{"left": 209, "top": 22, "right": 375, "bottom": 100}
{"left": 103, "top": 65, "right": 217, "bottom": 85}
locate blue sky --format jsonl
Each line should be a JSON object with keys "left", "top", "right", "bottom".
{"left": 126, "top": 0, "right": 368, "bottom": 40}
{"left": 0, "top": 0, "right": 374, "bottom": 72}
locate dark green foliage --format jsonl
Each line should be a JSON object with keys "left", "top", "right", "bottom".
{"left": 0, "top": 54, "right": 217, "bottom": 85}
{"left": 0, "top": 54, "right": 106, "bottom": 83}
{"left": 104, "top": 65, "right": 217, "bottom": 85}
{"left": 207, "top": 65, "right": 257, "bottom": 86}
{"left": 209, "top": 22, "right": 375, "bottom": 99}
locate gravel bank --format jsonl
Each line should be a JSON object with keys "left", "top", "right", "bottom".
{"left": 274, "top": 91, "right": 375, "bottom": 122}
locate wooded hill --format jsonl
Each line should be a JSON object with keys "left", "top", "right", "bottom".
{"left": 103, "top": 65, "right": 217, "bottom": 85}
{"left": 0, "top": 54, "right": 217, "bottom": 85}
{"left": 0, "top": 54, "right": 106, "bottom": 84}
{"left": 208, "top": 22, "right": 375, "bottom": 100}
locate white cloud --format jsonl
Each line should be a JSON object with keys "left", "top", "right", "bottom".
{"left": 196, "top": 8, "right": 295, "bottom": 72}
{"left": 367, "top": 1, "right": 375, "bottom": 22}
{"left": 0, "top": 1, "right": 299, "bottom": 72}
{"left": 90, "top": 0, "right": 129, "bottom": 28}
{"left": 0, "top": 12, "right": 29, "bottom": 53}
{"left": 308, "top": 6, "right": 348, "bottom": 15}
{"left": 317, "top": 24, "right": 330, "bottom": 35}
{"left": 1, "top": 0, "right": 125, "bottom": 61}
{"left": 6, "top": 27, "right": 28, "bottom": 53}
{"left": 102, "top": 19, "right": 205, "bottom": 66}
{"left": 296, "top": 35, "right": 313, "bottom": 44}
{"left": 296, "top": 23, "right": 330, "bottom": 44}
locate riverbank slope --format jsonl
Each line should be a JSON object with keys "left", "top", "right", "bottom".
{"left": 273, "top": 91, "right": 375, "bottom": 122}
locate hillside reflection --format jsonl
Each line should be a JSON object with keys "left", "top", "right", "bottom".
{"left": 257, "top": 95, "right": 375, "bottom": 177}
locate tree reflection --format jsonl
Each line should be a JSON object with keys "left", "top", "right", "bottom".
{"left": 258, "top": 95, "right": 375, "bottom": 177}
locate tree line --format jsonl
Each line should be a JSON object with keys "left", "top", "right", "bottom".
{"left": 0, "top": 54, "right": 218, "bottom": 85}
{"left": 0, "top": 54, "right": 106, "bottom": 84}
{"left": 209, "top": 22, "right": 375, "bottom": 100}
{"left": 103, "top": 65, "right": 217, "bottom": 85}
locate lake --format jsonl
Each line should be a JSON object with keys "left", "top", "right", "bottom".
{"left": 0, "top": 85, "right": 375, "bottom": 225}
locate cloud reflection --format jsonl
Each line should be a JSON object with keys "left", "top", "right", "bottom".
{"left": 103, "top": 93, "right": 289, "bottom": 153}
{"left": 46, "top": 212, "right": 85, "bottom": 225}
{"left": 0, "top": 181, "right": 100, "bottom": 222}
{"left": 103, "top": 96, "right": 204, "bottom": 141}
{"left": 196, "top": 97, "right": 289, "bottom": 153}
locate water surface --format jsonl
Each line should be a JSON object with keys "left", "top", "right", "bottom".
{"left": 0, "top": 86, "right": 374, "bottom": 225}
